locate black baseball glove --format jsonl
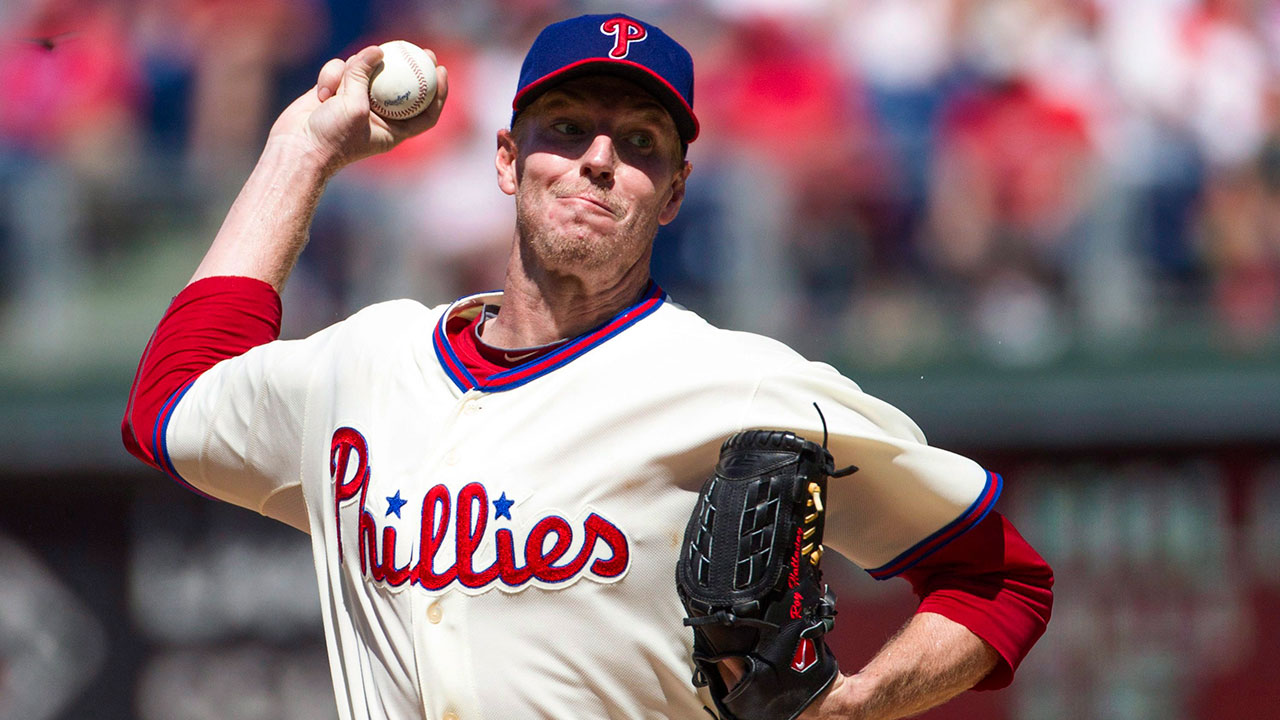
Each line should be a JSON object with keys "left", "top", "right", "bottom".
{"left": 676, "top": 419, "right": 857, "bottom": 720}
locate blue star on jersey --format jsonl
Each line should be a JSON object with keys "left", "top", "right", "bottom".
{"left": 386, "top": 490, "right": 407, "bottom": 518}
{"left": 493, "top": 492, "right": 514, "bottom": 520}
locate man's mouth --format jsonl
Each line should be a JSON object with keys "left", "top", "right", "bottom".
{"left": 558, "top": 191, "right": 619, "bottom": 217}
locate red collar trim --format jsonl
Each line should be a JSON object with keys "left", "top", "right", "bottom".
{"left": 432, "top": 282, "right": 666, "bottom": 393}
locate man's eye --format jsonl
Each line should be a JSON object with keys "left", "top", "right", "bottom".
{"left": 552, "top": 122, "right": 583, "bottom": 135}
{"left": 627, "top": 133, "right": 655, "bottom": 149}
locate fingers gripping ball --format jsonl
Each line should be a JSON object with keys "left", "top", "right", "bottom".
{"left": 368, "top": 41, "right": 437, "bottom": 120}
{"left": 676, "top": 421, "right": 857, "bottom": 720}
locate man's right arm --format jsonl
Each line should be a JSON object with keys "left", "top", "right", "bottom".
{"left": 122, "top": 46, "right": 447, "bottom": 507}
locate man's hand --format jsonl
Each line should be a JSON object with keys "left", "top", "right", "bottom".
{"left": 268, "top": 45, "right": 450, "bottom": 176}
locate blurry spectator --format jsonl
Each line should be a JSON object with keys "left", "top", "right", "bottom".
{"left": 1199, "top": 143, "right": 1280, "bottom": 350}
{"left": 924, "top": 0, "right": 1095, "bottom": 364}
{"left": 0, "top": 0, "right": 148, "bottom": 353}
{"left": 1096, "top": 1, "right": 1206, "bottom": 287}
{"left": 1183, "top": 1, "right": 1280, "bottom": 350}
{"left": 927, "top": 82, "right": 1092, "bottom": 276}
{"left": 835, "top": 0, "right": 960, "bottom": 253}
{"left": 1184, "top": 0, "right": 1269, "bottom": 170}
{"left": 699, "top": 17, "right": 873, "bottom": 191}
{"left": 0, "top": 0, "right": 146, "bottom": 175}
{"left": 696, "top": 17, "right": 888, "bottom": 343}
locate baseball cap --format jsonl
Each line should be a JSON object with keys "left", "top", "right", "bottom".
{"left": 512, "top": 13, "right": 699, "bottom": 144}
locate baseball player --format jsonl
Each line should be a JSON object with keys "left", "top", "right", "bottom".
{"left": 122, "top": 14, "right": 1052, "bottom": 720}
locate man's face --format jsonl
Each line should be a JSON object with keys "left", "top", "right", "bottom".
{"left": 496, "top": 75, "right": 691, "bottom": 278}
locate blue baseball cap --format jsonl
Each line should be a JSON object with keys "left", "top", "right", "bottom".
{"left": 512, "top": 13, "right": 699, "bottom": 144}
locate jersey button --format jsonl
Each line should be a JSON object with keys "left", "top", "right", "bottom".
{"left": 442, "top": 712, "right": 459, "bottom": 720}
{"left": 427, "top": 601, "right": 443, "bottom": 624}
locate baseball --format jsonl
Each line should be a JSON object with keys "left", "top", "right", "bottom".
{"left": 368, "top": 40, "right": 438, "bottom": 120}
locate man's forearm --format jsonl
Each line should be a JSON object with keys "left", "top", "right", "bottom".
{"left": 805, "top": 612, "right": 999, "bottom": 720}
{"left": 188, "top": 138, "right": 331, "bottom": 292}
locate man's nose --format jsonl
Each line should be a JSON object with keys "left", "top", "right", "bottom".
{"left": 580, "top": 133, "right": 617, "bottom": 182}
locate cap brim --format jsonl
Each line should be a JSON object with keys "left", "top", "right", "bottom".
{"left": 512, "top": 58, "right": 699, "bottom": 143}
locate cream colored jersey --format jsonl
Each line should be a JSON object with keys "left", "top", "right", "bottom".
{"left": 161, "top": 285, "right": 1000, "bottom": 720}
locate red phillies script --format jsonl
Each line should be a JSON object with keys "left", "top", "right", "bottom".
{"left": 330, "top": 427, "right": 630, "bottom": 591}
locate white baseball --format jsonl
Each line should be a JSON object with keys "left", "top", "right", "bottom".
{"left": 368, "top": 41, "right": 438, "bottom": 120}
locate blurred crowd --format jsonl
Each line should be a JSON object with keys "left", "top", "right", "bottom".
{"left": 3, "top": 0, "right": 1280, "bottom": 368}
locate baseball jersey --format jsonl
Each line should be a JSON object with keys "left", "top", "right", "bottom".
{"left": 151, "top": 281, "right": 1002, "bottom": 720}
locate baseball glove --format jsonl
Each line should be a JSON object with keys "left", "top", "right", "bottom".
{"left": 676, "top": 418, "right": 857, "bottom": 720}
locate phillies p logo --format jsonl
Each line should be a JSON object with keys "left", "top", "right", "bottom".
{"left": 601, "top": 17, "right": 647, "bottom": 58}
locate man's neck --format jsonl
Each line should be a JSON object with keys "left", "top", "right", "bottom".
{"left": 481, "top": 241, "right": 653, "bottom": 349}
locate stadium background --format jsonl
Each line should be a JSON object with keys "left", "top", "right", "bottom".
{"left": 2, "top": 0, "right": 1279, "bottom": 718}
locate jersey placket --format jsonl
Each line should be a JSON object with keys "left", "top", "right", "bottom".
{"left": 410, "top": 391, "right": 487, "bottom": 720}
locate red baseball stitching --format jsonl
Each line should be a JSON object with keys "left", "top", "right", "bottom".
{"left": 374, "top": 44, "right": 432, "bottom": 120}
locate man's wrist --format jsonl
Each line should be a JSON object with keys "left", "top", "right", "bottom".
{"left": 260, "top": 133, "right": 343, "bottom": 183}
{"left": 806, "top": 671, "right": 900, "bottom": 720}
{"left": 802, "top": 672, "right": 866, "bottom": 720}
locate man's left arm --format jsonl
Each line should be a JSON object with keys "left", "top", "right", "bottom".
{"left": 803, "top": 612, "right": 996, "bottom": 720}
{"left": 804, "top": 511, "right": 1054, "bottom": 719}
{"left": 733, "top": 366, "right": 1054, "bottom": 718}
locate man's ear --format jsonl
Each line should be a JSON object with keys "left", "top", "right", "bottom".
{"left": 496, "top": 128, "right": 519, "bottom": 196}
{"left": 658, "top": 160, "right": 692, "bottom": 226}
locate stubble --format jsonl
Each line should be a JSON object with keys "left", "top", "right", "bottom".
{"left": 514, "top": 178, "right": 664, "bottom": 274}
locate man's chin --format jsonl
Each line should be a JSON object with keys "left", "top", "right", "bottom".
{"left": 544, "top": 215, "right": 621, "bottom": 249}
{"left": 554, "top": 207, "right": 622, "bottom": 236}
{"left": 521, "top": 229, "right": 610, "bottom": 269}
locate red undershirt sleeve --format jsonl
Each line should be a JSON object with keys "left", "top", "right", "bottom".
{"left": 898, "top": 510, "right": 1054, "bottom": 691}
{"left": 121, "top": 276, "right": 282, "bottom": 473}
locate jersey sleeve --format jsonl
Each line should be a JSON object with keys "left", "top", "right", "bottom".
{"left": 122, "top": 276, "right": 319, "bottom": 530}
{"left": 160, "top": 329, "right": 325, "bottom": 528}
{"left": 740, "top": 361, "right": 1000, "bottom": 578}
{"left": 901, "top": 511, "right": 1054, "bottom": 690}
{"left": 122, "top": 276, "right": 281, "bottom": 472}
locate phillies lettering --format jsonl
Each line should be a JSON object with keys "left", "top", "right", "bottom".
{"left": 330, "top": 427, "right": 630, "bottom": 591}
{"left": 601, "top": 17, "right": 646, "bottom": 58}
{"left": 331, "top": 426, "right": 372, "bottom": 565}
